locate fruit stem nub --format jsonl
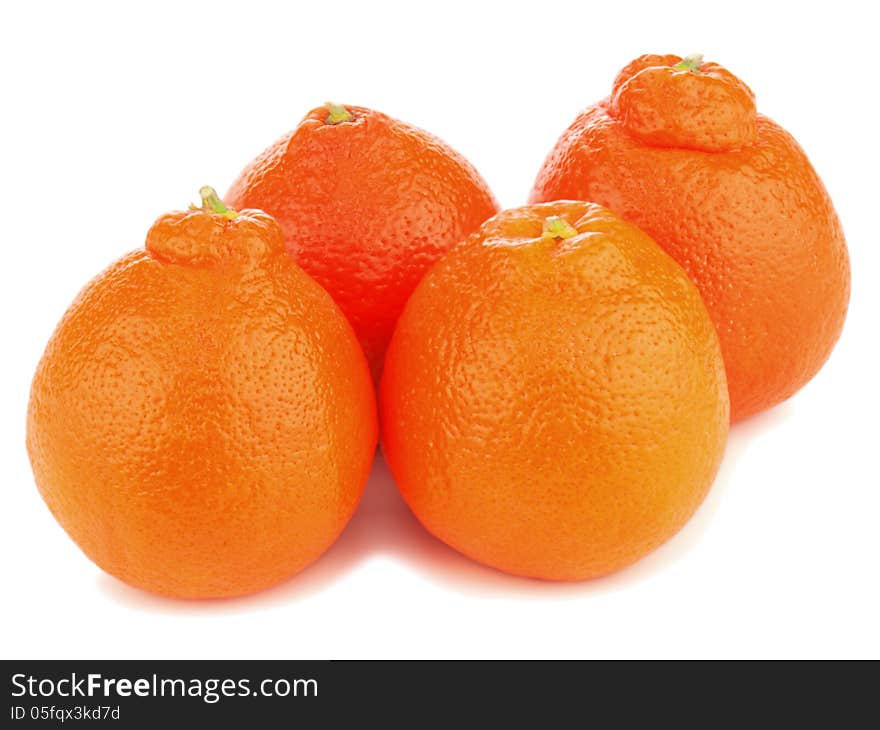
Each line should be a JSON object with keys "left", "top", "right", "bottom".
{"left": 325, "top": 102, "right": 353, "bottom": 124}
{"left": 674, "top": 54, "right": 704, "bottom": 73}
{"left": 542, "top": 216, "right": 578, "bottom": 240}
{"left": 192, "top": 186, "right": 237, "bottom": 219}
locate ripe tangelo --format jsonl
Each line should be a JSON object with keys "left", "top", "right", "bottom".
{"left": 226, "top": 103, "right": 500, "bottom": 384}
{"left": 530, "top": 54, "right": 851, "bottom": 421}
{"left": 26, "top": 189, "right": 377, "bottom": 599}
{"left": 380, "top": 201, "right": 729, "bottom": 581}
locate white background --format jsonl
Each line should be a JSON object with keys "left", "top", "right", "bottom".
{"left": 2, "top": 1, "right": 877, "bottom": 659}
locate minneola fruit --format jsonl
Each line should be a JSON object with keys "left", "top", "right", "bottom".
{"left": 380, "top": 201, "right": 729, "bottom": 580}
{"left": 530, "top": 54, "right": 850, "bottom": 421}
{"left": 27, "top": 188, "right": 377, "bottom": 599}
{"left": 226, "top": 103, "right": 500, "bottom": 383}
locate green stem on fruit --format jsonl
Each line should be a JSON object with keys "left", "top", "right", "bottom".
{"left": 542, "top": 216, "right": 578, "bottom": 240}
{"left": 674, "top": 54, "right": 704, "bottom": 73}
{"left": 191, "top": 186, "right": 237, "bottom": 219}
{"left": 325, "top": 102, "right": 353, "bottom": 124}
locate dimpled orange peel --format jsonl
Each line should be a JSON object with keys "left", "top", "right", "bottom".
{"left": 26, "top": 187, "right": 377, "bottom": 598}
{"left": 531, "top": 54, "right": 851, "bottom": 421}
{"left": 380, "top": 201, "right": 729, "bottom": 580}
{"left": 226, "top": 103, "right": 500, "bottom": 383}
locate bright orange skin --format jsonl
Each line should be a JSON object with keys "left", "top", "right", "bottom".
{"left": 530, "top": 54, "right": 851, "bottom": 421}
{"left": 27, "top": 206, "right": 377, "bottom": 599}
{"left": 226, "top": 105, "right": 500, "bottom": 383}
{"left": 381, "top": 202, "right": 729, "bottom": 581}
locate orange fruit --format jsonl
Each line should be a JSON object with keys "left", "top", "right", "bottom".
{"left": 26, "top": 188, "right": 377, "bottom": 599}
{"left": 226, "top": 103, "right": 499, "bottom": 383}
{"left": 380, "top": 201, "right": 729, "bottom": 580}
{"left": 530, "top": 54, "right": 851, "bottom": 421}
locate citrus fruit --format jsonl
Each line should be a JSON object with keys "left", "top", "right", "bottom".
{"left": 26, "top": 188, "right": 377, "bottom": 599}
{"left": 380, "top": 201, "right": 729, "bottom": 580}
{"left": 530, "top": 54, "right": 850, "bottom": 421}
{"left": 225, "top": 103, "right": 499, "bottom": 383}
